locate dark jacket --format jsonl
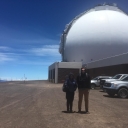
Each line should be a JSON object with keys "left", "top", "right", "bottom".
{"left": 77, "top": 72, "right": 91, "bottom": 89}
{"left": 64, "top": 73, "right": 77, "bottom": 92}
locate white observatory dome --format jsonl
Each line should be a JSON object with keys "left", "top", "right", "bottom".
{"left": 59, "top": 4, "right": 128, "bottom": 64}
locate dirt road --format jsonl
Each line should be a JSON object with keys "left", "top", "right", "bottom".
{"left": 0, "top": 80, "right": 127, "bottom": 128}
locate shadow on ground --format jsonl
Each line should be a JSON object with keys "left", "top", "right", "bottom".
{"left": 103, "top": 95, "right": 118, "bottom": 98}
{"left": 61, "top": 111, "right": 90, "bottom": 114}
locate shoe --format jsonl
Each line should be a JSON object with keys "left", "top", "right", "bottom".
{"left": 85, "top": 111, "right": 90, "bottom": 114}
{"left": 67, "top": 110, "right": 70, "bottom": 113}
{"left": 70, "top": 110, "right": 73, "bottom": 113}
{"left": 78, "top": 110, "right": 81, "bottom": 113}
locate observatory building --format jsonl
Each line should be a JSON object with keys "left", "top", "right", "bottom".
{"left": 49, "top": 4, "right": 128, "bottom": 83}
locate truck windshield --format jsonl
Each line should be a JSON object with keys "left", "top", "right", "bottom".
{"left": 112, "top": 75, "right": 122, "bottom": 79}
{"left": 93, "top": 77, "right": 98, "bottom": 80}
{"left": 121, "top": 76, "right": 128, "bottom": 81}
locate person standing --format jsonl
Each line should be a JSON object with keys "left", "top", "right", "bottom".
{"left": 64, "top": 73, "right": 77, "bottom": 113}
{"left": 77, "top": 68, "right": 91, "bottom": 113}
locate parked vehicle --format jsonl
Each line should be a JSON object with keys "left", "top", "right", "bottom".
{"left": 103, "top": 75, "right": 128, "bottom": 98}
{"left": 91, "top": 76, "right": 112, "bottom": 89}
{"left": 100, "top": 74, "right": 128, "bottom": 89}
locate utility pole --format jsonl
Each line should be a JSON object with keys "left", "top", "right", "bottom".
{"left": 24, "top": 74, "right": 25, "bottom": 83}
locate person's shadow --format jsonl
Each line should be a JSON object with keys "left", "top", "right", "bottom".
{"left": 61, "top": 111, "right": 89, "bottom": 114}
{"left": 76, "top": 111, "right": 88, "bottom": 114}
{"left": 61, "top": 111, "right": 76, "bottom": 114}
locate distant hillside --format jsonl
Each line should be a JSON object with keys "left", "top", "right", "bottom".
{"left": 0, "top": 80, "right": 7, "bottom": 82}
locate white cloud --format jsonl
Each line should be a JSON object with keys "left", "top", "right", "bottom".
{"left": 43, "top": 45, "right": 59, "bottom": 49}
{"left": 0, "top": 53, "right": 15, "bottom": 62}
{"left": 0, "top": 45, "right": 61, "bottom": 64}
{"left": 17, "top": 60, "right": 53, "bottom": 66}
{"left": 29, "top": 45, "right": 60, "bottom": 57}
{"left": 0, "top": 25, "right": 59, "bottom": 45}
{"left": 12, "top": 38, "right": 58, "bottom": 44}
{"left": 0, "top": 46, "right": 11, "bottom": 51}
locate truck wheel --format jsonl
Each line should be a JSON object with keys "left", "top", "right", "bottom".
{"left": 91, "top": 84, "right": 96, "bottom": 89}
{"left": 117, "top": 88, "right": 128, "bottom": 98}
{"left": 107, "top": 92, "right": 115, "bottom": 97}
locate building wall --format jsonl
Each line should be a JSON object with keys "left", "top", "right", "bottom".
{"left": 48, "top": 62, "right": 82, "bottom": 83}
{"left": 88, "top": 64, "right": 128, "bottom": 79}
{"left": 58, "top": 68, "right": 79, "bottom": 83}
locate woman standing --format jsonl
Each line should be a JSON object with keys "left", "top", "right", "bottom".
{"left": 64, "top": 73, "right": 77, "bottom": 112}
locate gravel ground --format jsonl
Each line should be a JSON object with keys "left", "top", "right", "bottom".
{"left": 0, "top": 80, "right": 128, "bottom": 128}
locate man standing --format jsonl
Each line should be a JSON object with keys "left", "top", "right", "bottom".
{"left": 77, "top": 67, "right": 91, "bottom": 113}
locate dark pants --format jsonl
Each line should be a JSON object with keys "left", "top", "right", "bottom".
{"left": 66, "top": 91, "right": 74, "bottom": 112}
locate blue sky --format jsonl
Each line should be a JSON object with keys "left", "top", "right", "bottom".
{"left": 0, "top": 0, "right": 128, "bottom": 80}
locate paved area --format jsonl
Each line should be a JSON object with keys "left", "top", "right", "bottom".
{"left": 0, "top": 80, "right": 128, "bottom": 128}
